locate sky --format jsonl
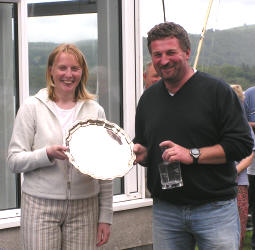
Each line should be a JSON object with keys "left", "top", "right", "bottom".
{"left": 27, "top": 14, "right": 97, "bottom": 42}
{"left": 140, "top": 0, "right": 255, "bottom": 36}
{"left": 27, "top": 0, "right": 255, "bottom": 42}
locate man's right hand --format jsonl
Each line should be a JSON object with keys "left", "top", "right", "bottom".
{"left": 133, "top": 144, "right": 148, "bottom": 164}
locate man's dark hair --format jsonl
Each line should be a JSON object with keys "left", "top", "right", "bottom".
{"left": 147, "top": 22, "right": 191, "bottom": 54}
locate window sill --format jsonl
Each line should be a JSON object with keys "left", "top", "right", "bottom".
{"left": 0, "top": 217, "right": 20, "bottom": 230}
{"left": 113, "top": 198, "right": 153, "bottom": 212}
{"left": 0, "top": 209, "right": 20, "bottom": 230}
{"left": 0, "top": 198, "right": 153, "bottom": 230}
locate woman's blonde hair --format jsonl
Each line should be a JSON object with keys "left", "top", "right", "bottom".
{"left": 46, "top": 43, "right": 95, "bottom": 101}
{"left": 230, "top": 84, "right": 245, "bottom": 103}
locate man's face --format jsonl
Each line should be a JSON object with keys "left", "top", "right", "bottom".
{"left": 143, "top": 64, "right": 161, "bottom": 89}
{"left": 150, "top": 37, "right": 190, "bottom": 84}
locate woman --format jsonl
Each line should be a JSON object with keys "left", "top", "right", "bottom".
{"left": 7, "top": 44, "right": 113, "bottom": 250}
{"left": 231, "top": 84, "right": 255, "bottom": 250}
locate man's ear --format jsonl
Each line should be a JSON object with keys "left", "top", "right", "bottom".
{"left": 186, "top": 48, "right": 191, "bottom": 60}
{"left": 143, "top": 72, "right": 146, "bottom": 81}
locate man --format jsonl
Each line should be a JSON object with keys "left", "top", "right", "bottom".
{"left": 133, "top": 22, "right": 253, "bottom": 250}
{"left": 244, "top": 86, "right": 255, "bottom": 250}
{"left": 244, "top": 86, "right": 255, "bottom": 132}
{"left": 143, "top": 62, "right": 161, "bottom": 198}
{"left": 143, "top": 61, "right": 161, "bottom": 89}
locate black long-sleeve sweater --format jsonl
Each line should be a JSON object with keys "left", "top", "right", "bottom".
{"left": 134, "top": 71, "right": 253, "bottom": 205}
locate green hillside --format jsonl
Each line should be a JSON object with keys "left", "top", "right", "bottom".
{"left": 143, "top": 24, "right": 255, "bottom": 90}
{"left": 143, "top": 24, "right": 255, "bottom": 67}
{"left": 29, "top": 24, "right": 255, "bottom": 94}
{"left": 190, "top": 24, "right": 255, "bottom": 66}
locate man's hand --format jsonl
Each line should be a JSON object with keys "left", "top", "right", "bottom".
{"left": 46, "top": 145, "right": 69, "bottom": 161}
{"left": 133, "top": 144, "right": 148, "bottom": 164}
{"left": 159, "top": 141, "right": 226, "bottom": 165}
{"left": 96, "top": 223, "right": 111, "bottom": 247}
{"left": 159, "top": 140, "right": 193, "bottom": 165}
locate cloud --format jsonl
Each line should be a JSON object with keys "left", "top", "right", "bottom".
{"left": 28, "top": 13, "right": 97, "bottom": 42}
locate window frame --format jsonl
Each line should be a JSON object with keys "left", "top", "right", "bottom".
{"left": 0, "top": 0, "right": 152, "bottom": 230}
{"left": 0, "top": 0, "right": 27, "bottom": 229}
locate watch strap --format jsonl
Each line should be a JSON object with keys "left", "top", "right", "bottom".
{"left": 190, "top": 148, "right": 200, "bottom": 165}
{"left": 193, "top": 156, "right": 198, "bottom": 165}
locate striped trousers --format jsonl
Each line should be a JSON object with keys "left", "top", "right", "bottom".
{"left": 21, "top": 192, "right": 100, "bottom": 250}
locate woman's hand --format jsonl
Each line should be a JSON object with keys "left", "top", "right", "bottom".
{"left": 46, "top": 145, "right": 69, "bottom": 161}
{"left": 96, "top": 223, "right": 111, "bottom": 247}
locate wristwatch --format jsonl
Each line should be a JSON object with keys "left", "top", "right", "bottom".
{"left": 190, "top": 148, "right": 200, "bottom": 165}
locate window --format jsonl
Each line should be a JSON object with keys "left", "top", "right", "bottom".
{"left": 0, "top": 2, "right": 19, "bottom": 211}
{"left": 141, "top": 0, "right": 255, "bottom": 91}
{"left": 0, "top": 0, "right": 149, "bottom": 229}
{"left": 27, "top": 0, "right": 125, "bottom": 196}
{"left": 26, "top": 0, "right": 144, "bottom": 201}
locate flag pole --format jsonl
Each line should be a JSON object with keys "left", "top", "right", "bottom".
{"left": 193, "top": 0, "right": 214, "bottom": 70}
{"left": 162, "top": 0, "right": 166, "bottom": 22}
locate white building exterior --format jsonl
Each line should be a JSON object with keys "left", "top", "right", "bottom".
{"left": 0, "top": 1, "right": 153, "bottom": 249}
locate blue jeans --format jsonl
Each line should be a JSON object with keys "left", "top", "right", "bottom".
{"left": 153, "top": 198, "right": 240, "bottom": 250}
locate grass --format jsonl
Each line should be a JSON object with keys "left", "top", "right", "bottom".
{"left": 243, "top": 230, "right": 252, "bottom": 250}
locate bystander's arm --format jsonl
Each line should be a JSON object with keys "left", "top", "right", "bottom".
{"left": 236, "top": 152, "right": 254, "bottom": 174}
{"left": 249, "top": 122, "right": 255, "bottom": 127}
{"left": 249, "top": 122, "right": 255, "bottom": 133}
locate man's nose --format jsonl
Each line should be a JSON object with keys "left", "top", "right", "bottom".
{"left": 160, "top": 54, "right": 169, "bottom": 65}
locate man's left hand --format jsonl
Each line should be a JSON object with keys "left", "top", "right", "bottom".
{"left": 159, "top": 140, "right": 193, "bottom": 165}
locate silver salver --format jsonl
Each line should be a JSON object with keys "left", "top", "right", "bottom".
{"left": 65, "top": 119, "right": 135, "bottom": 180}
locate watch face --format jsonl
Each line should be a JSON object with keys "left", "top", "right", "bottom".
{"left": 191, "top": 148, "right": 200, "bottom": 157}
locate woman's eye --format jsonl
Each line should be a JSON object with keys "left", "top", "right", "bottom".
{"left": 59, "top": 66, "right": 66, "bottom": 71}
{"left": 72, "top": 67, "right": 80, "bottom": 72}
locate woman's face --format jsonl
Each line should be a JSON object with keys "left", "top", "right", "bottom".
{"left": 50, "top": 52, "right": 82, "bottom": 98}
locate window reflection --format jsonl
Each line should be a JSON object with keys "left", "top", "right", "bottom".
{"left": 0, "top": 3, "right": 19, "bottom": 210}
{"left": 28, "top": 14, "right": 98, "bottom": 96}
{"left": 27, "top": 0, "right": 122, "bottom": 195}
{"left": 141, "top": 0, "right": 255, "bottom": 90}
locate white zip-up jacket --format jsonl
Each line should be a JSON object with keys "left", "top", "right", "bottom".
{"left": 7, "top": 88, "right": 113, "bottom": 224}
